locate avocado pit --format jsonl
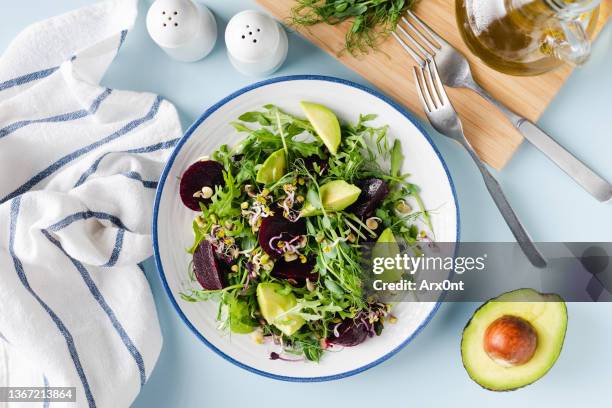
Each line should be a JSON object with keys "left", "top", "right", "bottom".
{"left": 484, "top": 315, "right": 538, "bottom": 367}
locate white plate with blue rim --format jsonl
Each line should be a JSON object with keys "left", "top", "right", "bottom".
{"left": 153, "top": 75, "right": 459, "bottom": 381}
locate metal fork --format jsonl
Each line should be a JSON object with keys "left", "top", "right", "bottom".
{"left": 393, "top": 11, "right": 612, "bottom": 203}
{"left": 414, "top": 60, "right": 546, "bottom": 267}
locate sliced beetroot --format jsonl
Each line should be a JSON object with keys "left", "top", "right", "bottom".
{"left": 258, "top": 212, "right": 306, "bottom": 258}
{"left": 348, "top": 178, "right": 390, "bottom": 219}
{"left": 179, "top": 160, "right": 225, "bottom": 211}
{"left": 327, "top": 318, "right": 369, "bottom": 347}
{"left": 271, "top": 258, "right": 318, "bottom": 286}
{"left": 192, "top": 240, "right": 229, "bottom": 290}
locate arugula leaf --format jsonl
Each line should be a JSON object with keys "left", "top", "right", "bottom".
{"left": 231, "top": 122, "right": 253, "bottom": 133}
{"left": 228, "top": 296, "right": 257, "bottom": 333}
{"left": 324, "top": 276, "right": 345, "bottom": 297}
{"left": 238, "top": 111, "right": 271, "bottom": 126}
{"left": 302, "top": 340, "right": 323, "bottom": 362}
{"left": 180, "top": 290, "right": 222, "bottom": 303}
{"left": 390, "top": 139, "right": 403, "bottom": 178}
{"left": 189, "top": 219, "right": 206, "bottom": 254}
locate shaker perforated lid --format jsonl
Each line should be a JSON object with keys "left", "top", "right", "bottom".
{"left": 225, "top": 10, "right": 280, "bottom": 63}
{"left": 146, "top": 0, "right": 201, "bottom": 48}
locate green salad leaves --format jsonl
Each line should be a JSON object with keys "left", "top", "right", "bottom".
{"left": 180, "top": 104, "right": 431, "bottom": 361}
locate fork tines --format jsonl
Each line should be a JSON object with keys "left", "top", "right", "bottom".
{"left": 413, "top": 60, "right": 449, "bottom": 113}
{"left": 392, "top": 11, "right": 442, "bottom": 66}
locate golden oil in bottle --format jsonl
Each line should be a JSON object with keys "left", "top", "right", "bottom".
{"left": 456, "top": 0, "right": 600, "bottom": 75}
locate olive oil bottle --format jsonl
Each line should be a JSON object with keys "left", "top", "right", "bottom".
{"left": 456, "top": 0, "right": 600, "bottom": 75}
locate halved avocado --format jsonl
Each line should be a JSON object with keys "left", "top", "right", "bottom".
{"left": 461, "top": 288, "right": 567, "bottom": 391}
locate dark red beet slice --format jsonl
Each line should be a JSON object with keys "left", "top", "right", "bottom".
{"left": 328, "top": 318, "right": 369, "bottom": 347}
{"left": 193, "top": 240, "right": 228, "bottom": 290}
{"left": 348, "top": 178, "right": 390, "bottom": 220}
{"left": 179, "top": 160, "right": 225, "bottom": 211}
{"left": 258, "top": 212, "right": 306, "bottom": 258}
{"left": 271, "top": 258, "right": 318, "bottom": 286}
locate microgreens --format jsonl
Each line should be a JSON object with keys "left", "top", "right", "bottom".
{"left": 180, "top": 104, "right": 432, "bottom": 361}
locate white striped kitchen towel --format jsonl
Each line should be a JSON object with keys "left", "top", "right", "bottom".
{"left": 0, "top": 0, "right": 182, "bottom": 406}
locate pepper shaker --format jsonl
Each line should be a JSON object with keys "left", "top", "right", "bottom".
{"left": 146, "top": 0, "right": 217, "bottom": 62}
{"left": 225, "top": 10, "right": 288, "bottom": 77}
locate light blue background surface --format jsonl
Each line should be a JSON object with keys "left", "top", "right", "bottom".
{"left": 3, "top": 1, "right": 612, "bottom": 407}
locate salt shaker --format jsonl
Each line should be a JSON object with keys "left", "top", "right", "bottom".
{"left": 146, "top": 0, "right": 217, "bottom": 62}
{"left": 225, "top": 10, "right": 288, "bottom": 76}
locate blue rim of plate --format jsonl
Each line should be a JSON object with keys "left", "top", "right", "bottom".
{"left": 153, "top": 74, "right": 460, "bottom": 382}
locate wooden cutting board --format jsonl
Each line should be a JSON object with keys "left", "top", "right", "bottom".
{"left": 256, "top": 0, "right": 610, "bottom": 169}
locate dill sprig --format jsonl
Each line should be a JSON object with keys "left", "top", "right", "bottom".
{"left": 290, "top": 0, "right": 419, "bottom": 56}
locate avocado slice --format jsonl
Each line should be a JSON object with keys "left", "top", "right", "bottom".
{"left": 300, "top": 101, "right": 341, "bottom": 155}
{"left": 461, "top": 288, "right": 567, "bottom": 391}
{"left": 372, "top": 228, "right": 403, "bottom": 283}
{"left": 256, "top": 149, "right": 286, "bottom": 184}
{"left": 301, "top": 180, "right": 361, "bottom": 216}
{"left": 256, "top": 282, "right": 305, "bottom": 336}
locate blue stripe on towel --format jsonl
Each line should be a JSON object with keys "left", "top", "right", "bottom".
{"left": 88, "top": 88, "right": 112, "bottom": 113}
{"left": 120, "top": 171, "right": 158, "bottom": 189}
{"left": 104, "top": 229, "right": 125, "bottom": 267}
{"left": 0, "top": 24, "right": 127, "bottom": 94}
{"left": 46, "top": 209, "right": 128, "bottom": 267}
{"left": 74, "top": 137, "right": 179, "bottom": 188}
{"left": 9, "top": 197, "right": 96, "bottom": 408}
{"left": 47, "top": 211, "right": 129, "bottom": 232}
{"left": 118, "top": 30, "right": 128, "bottom": 50}
{"left": 0, "top": 24, "right": 127, "bottom": 93}
{"left": 1, "top": 96, "right": 163, "bottom": 204}
{"left": 0, "top": 88, "right": 112, "bottom": 139}
{"left": 42, "top": 229, "right": 146, "bottom": 387}
{"left": 125, "top": 138, "right": 180, "bottom": 154}
{"left": 0, "top": 66, "right": 59, "bottom": 92}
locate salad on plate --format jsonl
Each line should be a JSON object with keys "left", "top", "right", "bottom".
{"left": 178, "top": 101, "right": 431, "bottom": 362}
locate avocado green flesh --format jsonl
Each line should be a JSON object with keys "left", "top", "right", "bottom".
{"left": 301, "top": 180, "right": 361, "bottom": 216}
{"left": 256, "top": 149, "right": 286, "bottom": 184}
{"left": 300, "top": 101, "right": 341, "bottom": 155}
{"left": 373, "top": 228, "right": 403, "bottom": 283}
{"left": 256, "top": 282, "right": 305, "bottom": 336}
{"left": 461, "top": 289, "right": 567, "bottom": 391}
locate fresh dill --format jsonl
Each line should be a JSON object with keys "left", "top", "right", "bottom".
{"left": 290, "top": 0, "right": 419, "bottom": 56}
